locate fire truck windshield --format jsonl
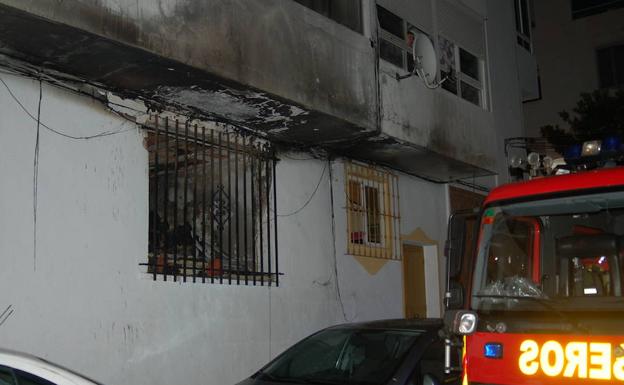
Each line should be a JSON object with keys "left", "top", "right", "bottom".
{"left": 472, "top": 190, "right": 624, "bottom": 312}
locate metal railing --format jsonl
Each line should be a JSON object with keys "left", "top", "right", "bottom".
{"left": 144, "top": 116, "right": 279, "bottom": 286}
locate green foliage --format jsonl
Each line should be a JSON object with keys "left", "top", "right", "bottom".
{"left": 540, "top": 89, "right": 624, "bottom": 153}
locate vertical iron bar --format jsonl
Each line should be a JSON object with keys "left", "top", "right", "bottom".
{"left": 210, "top": 130, "right": 215, "bottom": 284}
{"left": 183, "top": 121, "right": 189, "bottom": 282}
{"left": 218, "top": 131, "right": 224, "bottom": 285}
{"left": 173, "top": 119, "right": 179, "bottom": 282}
{"left": 395, "top": 176, "right": 400, "bottom": 260}
{"left": 250, "top": 140, "right": 256, "bottom": 286}
{"left": 192, "top": 124, "right": 199, "bottom": 282}
{"left": 202, "top": 126, "right": 207, "bottom": 284}
{"left": 235, "top": 134, "right": 240, "bottom": 285}
{"left": 152, "top": 116, "right": 159, "bottom": 280}
{"left": 266, "top": 150, "right": 271, "bottom": 286}
{"left": 163, "top": 117, "right": 169, "bottom": 282}
{"left": 227, "top": 132, "right": 232, "bottom": 285}
{"left": 258, "top": 148, "right": 264, "bottom": 286}
{"left": 272, "top": 155, "right": 279, "bottom": 286}
{"left": 243, "top": 136, "right": 249, "bottom": 285}
{"left": 346, "top": 162, "right": 352, "bottom": 256}
{"left": 382, "top": 171, "right": 388, "bottom": 259}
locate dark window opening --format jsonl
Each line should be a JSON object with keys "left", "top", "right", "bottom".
{"left": 377, "top": 5, "right": 404, "bottom": 39}
{"left": 379, "top": 39, "right": 404, "bottom": 68}
{"left": 597, "top": 44, "right": 624, "bottom": 89}
{"left": 460, "top": 81, "right": 481, "bottom": 106}
{"left": 460, "top": 48, "right": 480, "bottom": 81}
{"left": 571, "top": 0, "right": 624, "bottom": 19}
{"left": 377, "top": 5, "right": 429, "bottom": 74}
{"left": 514, "top": 0, "right": 533, "bottom": 51}
{"left": 294, "top": 0, "right": 362, "bottom": 33}
{"left": 145, "top": 116, "right": 280, "bottom": 286}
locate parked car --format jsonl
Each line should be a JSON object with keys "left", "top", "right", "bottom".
{"left": 238, "top": 319, "right": 461, "bottom": 385}
{"left": 0, "top": 349, "right": 101, "bottom": 385}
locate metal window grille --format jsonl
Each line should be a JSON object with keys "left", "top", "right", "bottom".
{"left": 345, "top": 162, "right": 401, "bottom": 260}
{"left": 144, "top": 116, "right": 279, "bottom": 286}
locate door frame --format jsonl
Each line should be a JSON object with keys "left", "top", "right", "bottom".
{"left": 402, "top": 238, "right": 440, "bottom": 318}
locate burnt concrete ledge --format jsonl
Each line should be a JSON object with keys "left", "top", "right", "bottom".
{"left": 0, "top": 2, "right": 494, "bottom": 182}
{"left": 0, "top": 3, "right": 373, "bottom": 146}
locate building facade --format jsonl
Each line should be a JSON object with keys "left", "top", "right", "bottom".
{"left": 0, "top": 1, "right": 533, "bottom": 384}
{"left": 524, "top": 0, "right": 624, "bottom": 136}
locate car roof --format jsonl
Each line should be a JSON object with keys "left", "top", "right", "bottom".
{"left": 485, "top": 167, "right": 624, "bottom": 206}
{"left": 0, "top": 349, "right": 101, "bottom": 385}
{"left": 327, "top": 318, "right": 443, "bottom": 332}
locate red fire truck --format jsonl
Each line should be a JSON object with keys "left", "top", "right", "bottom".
{"left": 443, "top": 138, "right": 624, "bottom": 385}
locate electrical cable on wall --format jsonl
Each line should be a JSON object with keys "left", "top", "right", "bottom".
{"left": 277, "top": 162, "right": 327, "bottom": 218}
{"left": 328, "top": 160, "right": 349, "bottom": 322}
{"left": 0, "top": 76, "right": 134, "bottom": 140}
{"left": 32, "top": 78, "right": 42, "bottom": 271}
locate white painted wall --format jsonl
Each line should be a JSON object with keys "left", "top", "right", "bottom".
{"left": 0, "top": 72, "right": 452, "bottom": 385}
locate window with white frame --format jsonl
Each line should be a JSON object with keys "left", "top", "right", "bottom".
{"left": 377, "top": 5, "right": 429, "bottom": 73}
{"left": 346, "top": 162, "right": 400, "bottom": 260}
{"left": 514, "top": 0, "right": 533, "bottom": 51}
{"left": 439, "top": 35, "right": 485, "bottom": 107}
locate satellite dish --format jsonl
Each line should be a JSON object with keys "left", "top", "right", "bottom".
{"left": 412, "top": 32, "right": 437, "bottom": 81}
{"left": 395, "top": 30, "right": 446, "bottom": 88}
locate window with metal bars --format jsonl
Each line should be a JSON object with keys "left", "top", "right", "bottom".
{"left": 144, "top": 116, "right": 279, "bottom": 286}
{"left": 346, "top": 162, "right": 401, "bottom": 260}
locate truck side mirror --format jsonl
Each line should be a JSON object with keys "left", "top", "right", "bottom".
{"left": 445, "top": 213, "right": 468, "bottom": 279}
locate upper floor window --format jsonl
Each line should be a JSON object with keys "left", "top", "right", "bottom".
{"left": 346, "top": 162, "right": 400, "bottom": 260}
{"left": 514, "top": 0, "right": 533, "bottom": 51}
{"left": 571, "top": 0, "right": 624, "bottom": 19}
{"left": 145, "top": 116, "right": 280, "bottom": 286}
{"left": 439, "top": 36, "right": 485, "bottom": 107}
{"left": 377, "top": 6, "right": 414, "bottom": 71}
{"left": 597, "top": 44, "right": 624, "bottom": 88}
{"left": 376, "top": 5, "right": 431, "bottom": 75}
{"left": 294, "top": 0, "right": 362, "bottom": 33}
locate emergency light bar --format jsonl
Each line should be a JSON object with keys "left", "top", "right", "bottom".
{"left": 505, "top": 136, "right": 624, "bottom": 181}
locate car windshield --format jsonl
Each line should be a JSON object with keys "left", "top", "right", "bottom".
{"left": 256, "top": 328, "right": 422, "bottom": 385}
{"left": 472, "top": 190, "right": 624, "bottom": 312}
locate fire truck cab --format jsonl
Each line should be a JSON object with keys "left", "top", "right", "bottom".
{"left": 443, "top": 144, "right": 624, "bottom": 385}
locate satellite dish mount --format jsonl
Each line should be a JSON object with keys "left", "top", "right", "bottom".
{"left": 395, "top": 30, "right": 447, "bottom": 89}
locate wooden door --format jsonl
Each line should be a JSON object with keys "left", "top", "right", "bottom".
{"left": 403, "top": 245, "right": 427, "bottom": 319}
